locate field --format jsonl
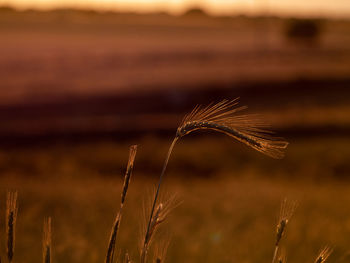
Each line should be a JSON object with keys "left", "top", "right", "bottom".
{"left": 0, "top": 136, "right": 350, "bottom": 263}
{"left": 0, "top": 7, "right": 350, "bottom": 263}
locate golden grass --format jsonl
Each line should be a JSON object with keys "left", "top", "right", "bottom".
{"left": 0, "top": 174, "right": 347, "bottom": 262}
{"left": 0, "top": 102, "right": 349, "bottom": 262}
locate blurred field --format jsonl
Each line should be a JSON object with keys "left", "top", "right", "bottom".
{"left": 0, "top": 136, "right": 350, "bottom": 262}
{"left": 0, "top": 8, "right": 349, "bottom": 142}
{"left": 0, "top": 9, "right": 350, "bottom": 100}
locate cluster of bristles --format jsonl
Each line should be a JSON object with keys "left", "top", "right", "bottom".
{"left": 272, "top": 199, "right": 333, "bottom": 263}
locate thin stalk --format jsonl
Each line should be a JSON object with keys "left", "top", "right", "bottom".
{"left": 272, "top": 246, "right": 278, "bottom": 263}
{"left": 106, "top": 145, "right": 137, "bottom": 263}
{"left": 143, "top": 137, "right": 178, "bottom": 260}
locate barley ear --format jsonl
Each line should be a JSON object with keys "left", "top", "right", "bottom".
{"left": 272, "top": 199, "right": 297, "bottom": 263}
{"left": 177, "top": 99, "right": 289, "bottom": 159}
{"left": 121, "top": 145, "right": 138, "bottom": 206}
{"left": 141, "top": 203, "right": 163, "bottom": 263}
{"left": 141, "top": 195, "right": 178, "bottom": 263}
{"left": 6, "top": 191, "right": 18, "bottom": 263}
{"left": 106, "top": 145, "right": 137, "bottom": 263}
{"left": 43, "top": 217, "right": 52, "bottom": 263}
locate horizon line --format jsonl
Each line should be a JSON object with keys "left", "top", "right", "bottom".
{"left": 1, "top": 4, "right": 350, "bottom": 20}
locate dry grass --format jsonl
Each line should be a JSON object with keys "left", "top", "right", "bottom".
{"left": 0, "top": 174, "right": 348, "bottom": 262}
{"left": 0, "top": 177, "right": 339, "bottom": 263}
{"left": 0, "top": 101, "right": 348, "bottom": 262}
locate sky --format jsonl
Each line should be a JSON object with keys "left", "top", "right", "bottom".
{"left": 1, "top": 0, "right": 350, "bottom": 18}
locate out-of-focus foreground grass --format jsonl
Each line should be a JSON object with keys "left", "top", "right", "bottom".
{"left": 0, "top": 136, "right": 350, "bottom": 263}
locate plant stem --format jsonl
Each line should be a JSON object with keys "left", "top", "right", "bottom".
{"left": 143, "top": 137, "right": 178, "bottom": 257}
{"left": 272, "top": 246, "right": 278, "bottom": 263}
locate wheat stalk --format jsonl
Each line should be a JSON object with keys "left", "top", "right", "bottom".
{"left": 6, "top": 191, "right": 18, "bottom": 263}
{"left": 272, "top": 199, "right": 297, "bottom": 263}
{"left": 144, "top": 99, "right": 289, "bottom": 260}
{"left": 106, "top": 145, "right": 138, "bottom": 263}
{"left": 43, "top": 217, "right": 52, "bottom": 263}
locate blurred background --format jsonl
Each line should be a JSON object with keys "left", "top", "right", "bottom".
{"left": 0, "top": 1, "right": 349, "bottom": 262}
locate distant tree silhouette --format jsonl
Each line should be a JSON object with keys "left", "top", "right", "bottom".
{"left": 285, "top": 19, "right": 323, "bottom": 45}
{"left": 0, "top": 6, "right": 14, "bottom": 13}
{"left": 183, "top": 7, "right": 208, "bottom": 17}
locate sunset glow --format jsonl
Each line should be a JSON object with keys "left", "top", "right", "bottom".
{"left": 0, "top": 0, "right": 349, "bottom": 17}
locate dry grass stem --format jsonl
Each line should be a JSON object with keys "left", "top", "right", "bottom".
{"left": 105, "top": 145, "right": 138, "bottom": 263}
{"left": 314, "top": 246, "right": 333, "bottom": 263}
{"left": 43, "top": 217, "right": 52, "bottom": 263}
{"left": 143, "top": 138, "right": 177, "bottom": 262}
{"left": 6, "top": 190, "right": 18, "bottom": 263}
